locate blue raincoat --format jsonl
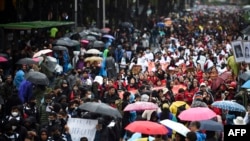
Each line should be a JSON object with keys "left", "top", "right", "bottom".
{"left": 18, "top": 80, "right": 33, "bottom": 104}
{"left": 13, "top": 70, "right": 25, "bottom": 90}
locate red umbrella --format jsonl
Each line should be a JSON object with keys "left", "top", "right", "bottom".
{"left": 211, "top": 77, "right": 224, "bottom": 91}
{"left": 219, "top": 71, "right": 232, "bottom": 81}
{"left": 0, "top": 56, "right": 7, "bottom": 62}
{"left": 123, "top": 101, "right": 158, "bottom": 111}
{"left": 178, "top": 107, "right": 217, "bottom": 121}
{"left": 125, "top": 121, "right": 168, "bottom": 135}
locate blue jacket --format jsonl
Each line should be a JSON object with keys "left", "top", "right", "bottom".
{"left": 196, "top": 131, "right": 206, "bottom": 141}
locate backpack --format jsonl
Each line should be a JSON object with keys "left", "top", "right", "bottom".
{"left": 176, "top": 104, "right": 186, "bottom": 123}
{"left": 115, "top": 99, "right": 123, "bottom": 116}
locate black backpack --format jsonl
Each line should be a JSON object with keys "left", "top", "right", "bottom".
{"left": 176, "top": 104, "right": 186, "bottom": 123}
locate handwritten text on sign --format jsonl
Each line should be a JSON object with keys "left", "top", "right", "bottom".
{"left": 67, "top": 118, "right": 98, "bottom": 141}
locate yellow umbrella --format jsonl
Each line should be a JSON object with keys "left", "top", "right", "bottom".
{"left": 84, "top": 56, "right": 103, "bottom": 62}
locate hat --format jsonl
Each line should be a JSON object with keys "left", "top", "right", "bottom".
{"left": 233, "top": 116, "right": 246, "bottom": 125}
{"left": 162, "top": 88, "right": 169, "bottom": 94}
{"left": 162, "top": 103, "right": 169, "bottom": 109}
{"left": 94, "top": 76, "right": 103, "bottom": 85}
{"left": 200, "top": 82, "right": 206, "bottom": 87}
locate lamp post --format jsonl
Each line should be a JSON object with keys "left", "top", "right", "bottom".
{"left": 102, "top": 0, "right": 106, "bottom": 28}
{"left": 97, "top": 0, "right": 100, "bottom": 28}
{"left": 74, "top": 0, "right": 78, "bottom": 28}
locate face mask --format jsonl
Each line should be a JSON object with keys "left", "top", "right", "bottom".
{"left": 12, "top": 126, "right": 17, "bottom": 130}
{"left": 11, "top": 112, "right": 19, "bottom": 117}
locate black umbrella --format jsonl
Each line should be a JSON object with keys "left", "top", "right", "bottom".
{"left": 89, "top": 27, "right": 101, "bottom": 33}
{"left": 16, "top": 58, "right": 37, "bottom": 65}
{"left": 52, "top": 46, "right": 68, "bottom": 51}
{"left": 53, "top": 37, "right": 80, "bottom": 47}
{"left": 25, "top": 71, "right": 49, "bottom": 85}
{"left": 82, "top": 35, "right": 97, "bottom": 42}
{"left": 241, "top": 25, "right": 250, "bottom": 35}
{"left": 78, "top": 102, "right": 122, "bottom": 118}
{"left": 120, "top": 22, "right": 133, "bottom": 28}
{"left": 93, "top": 41, "right": 105, "bottom": 48}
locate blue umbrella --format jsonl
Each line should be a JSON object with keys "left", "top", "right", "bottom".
{"left": 157, "top": 22, "right": 165, "bottom": 27}
{"left": 211, "top": 100, "right": 246, "bottom": 112}
{"left": 241, "top": 79, "right": 250, "bottom": 88}
{"left": 199, "top": 120, "right": 223, "bottom": 131}
{"left": 103, "top": 34, "right": 115, "bottom": 40}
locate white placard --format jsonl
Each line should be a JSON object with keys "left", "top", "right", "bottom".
{"left": 232, "top": 40, "right": 244, "bottom": 63}
{"left": 243, "top": 41, "right": 250, "bottom": 63}
{"left": 67, "top": 118, "right": 98, "bottom": 141}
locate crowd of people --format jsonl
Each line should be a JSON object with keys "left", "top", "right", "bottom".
{"left": 0, "top": 4, "right": 250, "bottom": 141}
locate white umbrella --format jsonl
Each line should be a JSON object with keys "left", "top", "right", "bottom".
{"left": 160, "top": 119, "right": 190, "bottom": 137}
{"left": 33, "top": 49, "right": 52, "bottom": 58}
{"left": 86, "top": 49, "right": 101, "bottom": 54}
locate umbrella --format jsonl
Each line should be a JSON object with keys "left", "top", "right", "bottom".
{"left": 53, "top": 37, "right": 80, "bottom": 47}
{"left": 157, "top": 22, "right": 165, "bottom": 27}
{"left": 125, "top": 121, "right": 168, "bottom": 135}
{"left": 218, "top": 71, "right": 232, "bottom": 81}
{"left": 101, "top": 27, "right": 111, "bottom": 33}
{"left": 82, "top": 35, "right": 97, "bottom": 41}
{"left": 191, "top": 100, "right": 208, "bottom": 108}
{"left": 0, "top": 56, "right": 8, "bottom": 62}
{"left": 211, "top": 77, "right": 224, "bottom": 91}
{"left": 85, "top": 49, "right": 101, "bottom": 54}
{"left": 124, "top": 101, "right": 158, "bottom": 111}
{"left": 84, "top": 56, "right": 103, "bottom": 62}
{"left": 78, "top": 102, "right": 122, "bottom": 118}
{"left": 211, "top": 100, "right": 246, "bottom": 112}
{"left": 0, "top": 53, "right": 8, "bottom": 58}
{"left": 89, "top": 27, "right": 101, "bottom": 33}
{"left": 240, "top": 71, "right": 250, "bottom": 81}
{"left": 33, "top": 49, "right": 52, "bottom": 58}
{"left": 52, "top": 46, "right": 68, "bottom": 51}
{"left": 241, "top": 80, "right": 250, "bottom": 88}
{"left": 241, "top": 25, "right": 250, "bottom": 35}
{"left": 16, "top": 58, "right": 38, "bottom": 65}
{"left": 199, "top": 120, "right": 224, "bottom": 131}
{"left": 42, "top": 56, "right": 58, "bottom": 72}
{"left": 120, "top": 22, "right": 133, "bottom": 28}
{"left": 178, "top": 107, "right": 217, "bottom": 121}
{"left": 25, "top": 71, "right": 49, "bottom": 85}
{"left": 78, "top": 31, "right": 89, "bottom": 38}
{"left": 160, "top": 119, "right": 190, "bottom": 137}
{"left": 93, "top": 41, "right": 105, "bottom": 48}
{"left": 89, "top": 31, "right": 102, "bottom": 37}
{"left": 103, "top": 34, "right": 115, "bottom": 40}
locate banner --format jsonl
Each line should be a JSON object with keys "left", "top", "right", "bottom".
{"left": 67, "top": 118, "right": 98, "bottom": 141}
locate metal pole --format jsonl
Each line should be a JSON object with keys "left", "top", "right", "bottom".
{"left": 75, "top": 0, "right": 78, "bottom": 28}
{"left": 103, "top": 0, "right": 106, "bottom": 28}
{"left": 97, "top": 0, "right": 100, "bottom": 28}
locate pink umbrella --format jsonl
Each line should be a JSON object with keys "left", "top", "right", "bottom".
{"left": 178, "top": 107, "right": 217, "bottom": 121}
{"left": 33, "top": 49, "right": 52, "bottom": 58}
{"left": 0, "top": 56, "right": 8, "bottom": 62}
{"left": 123, "top": 101, "right": 158, "bottom": 111}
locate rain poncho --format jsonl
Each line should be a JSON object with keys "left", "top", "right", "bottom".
{"left": 14, "top": 69, "right": 25, "bottom": 90}
{"left": 18, "top": 80, "right": 33, "bottom": 104}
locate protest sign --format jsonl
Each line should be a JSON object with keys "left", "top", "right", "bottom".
{"left": 67, "top": 118, "right": 98, "bottom": 141}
